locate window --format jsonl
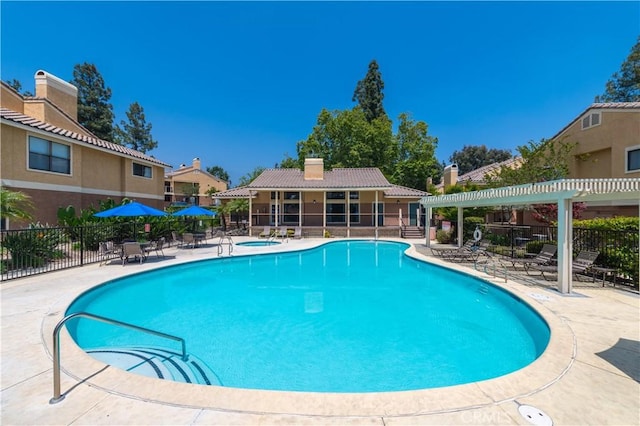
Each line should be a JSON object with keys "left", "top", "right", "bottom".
{"left": 284, "top": 192, "right": 299, "bottom": 200}
{"left": 28, "top": 136, "right": 70, "bottom": 174}
{"left": 283, "top": 203, "right": 299, "bottom": 223}
{"left": 133, "top": 162, "right": 152, "bottom": 178}
{"left": 581, "top": 112, "right": 601, "bottom": 130}
{"left": 350, "top": 202, "right": 360, "bottom": 223}
{"left": 626, "top": 145, "right": 640, "bottom": 173}
{"left": 326, "top": 192, "right": 345, "bottom": 200}
{"left": 326, "top": 203, "right": 346, "bottom": 223}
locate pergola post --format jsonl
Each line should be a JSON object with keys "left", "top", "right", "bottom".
{"left": 457, "top": 207, "right": 464, "bottom": 248}
{"left": 248, "top": 193, "right": 253, "bottom": 236}
{"left": 425, "top": 207, "right": 432, "bottom": 248}
{"left": 557, "top": 198, "right": 573, "bottom": 294}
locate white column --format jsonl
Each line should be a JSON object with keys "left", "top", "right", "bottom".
{"left": 426, "top": 206, "right": 432, "bottom": 248}
{"left": 375, "top": 191, "right": 379, "bottom": 239}
{"left": 275, "top": 191, "right": 279, "bottom": 228}
{"left": 248, "top": 193, "right": 253, "bottom": 236}
{"left": 398, "top": 208, "right": 402, "bottom": 238}
{"left": 347, "top": 191, "right": 351, "bottom": 238}
{"left": 457, "top": 207, "right": 464, "bottom": 248}
{"left": 556, "top": 198, "right": 573, "bottom": 294}
{"left": 322, "top": 191, "right": 326, "bottom": 235}
{"left": 299, "top": 191, "right": 302, "bottom": 227}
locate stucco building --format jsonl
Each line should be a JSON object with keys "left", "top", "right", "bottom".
{"left": 164, "top": 157, "right": 227, "bottom": 207}
{"left": 1, "top": 70, "right": 170, "bottom": 229}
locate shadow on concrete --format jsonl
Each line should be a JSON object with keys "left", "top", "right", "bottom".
{"left": 596, "top": 338, "right": 640, "bottom": 383}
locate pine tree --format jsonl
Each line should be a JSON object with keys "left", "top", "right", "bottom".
{"left": 595, "top": 37, "right": 640, "bottom": 102}
{"left": 71, "top": 63, "right": 115, "bottom": 141}
{"left": 352, "top": 59, "right": 386, "bottom": 122}
{"left": 114, "top": 102, "right": 157, "bottom": 153}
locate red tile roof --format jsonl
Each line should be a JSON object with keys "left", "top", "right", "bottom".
{"left": 1, "top": 107, "right": 171, "bottom": 167}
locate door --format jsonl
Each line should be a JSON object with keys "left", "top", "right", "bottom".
{"left": 409, "top": 202, "right": 419, "bottom": 226}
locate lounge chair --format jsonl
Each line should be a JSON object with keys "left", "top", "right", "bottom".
{"left": 258, "top": 226, "right": 271, "bottom": 238}
{"left": 121, "top": 242, "right": 145, "bottom": 266}
{"left": 505, "top": 243, "right": 557, "bottom": 273}
{"left": 431, "top": 239, "right": 475, "bottom": 261}
{"left": 293, "top": 227, "right": 302, "bottom": 239}
{"left": 531, "top": 250, "right": 600, "bottom": 281}
{"left": 445, "top": 239, "right": 493, "bottom": 262}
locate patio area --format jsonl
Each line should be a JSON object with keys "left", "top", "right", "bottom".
{"left": 1, "top": 237, "right": 638, "bottom": 425}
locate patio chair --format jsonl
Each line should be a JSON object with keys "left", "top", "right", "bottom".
{"left": 531, "top": 250, "right": 600, "bottom": 281}
{"left": 144, "top": 237, "right": 166, "bottom": 258}
{"left": 277, "top": 228, "right": 289, "bottom": 241}
{"left": 445, "top": 239, "right": 493, "bottom": 263}
{"left": 121, "top": 242, "right": 145, "bottom": 266}
{"left": 171, "top": 231, "right": 183, "bottom": 248}
{"left": 504, "top": 243, "right": 557, "bottom": 273}
{"left": 182, "top": 233, "right": 196, "bottom": 248}
{"left": 98, "top": 241, "right": 120, "bottom": 266}
{"left": 293, "top": 227, "right": 302, "bottom": 239}
{"left": 258, "top": 226, "right": 271, "bottom": 238}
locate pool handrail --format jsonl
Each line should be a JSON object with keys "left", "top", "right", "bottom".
{"left": 50, "top": 311, "right": 187, "bottom": 404}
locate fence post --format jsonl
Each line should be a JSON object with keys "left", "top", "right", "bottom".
{"left": 79, "top": 226, "right": 84, "bottom": 266}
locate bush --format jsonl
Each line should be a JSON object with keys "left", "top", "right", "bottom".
{"left": 1, "top": 228, "right": 63, "bottom": 270}
{"left": 436, "top": 230, "right": 453, "bottom": 244}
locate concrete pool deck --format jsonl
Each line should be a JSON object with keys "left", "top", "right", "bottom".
{"left": 1, "top": 237, "right": 638, "bottom": 425}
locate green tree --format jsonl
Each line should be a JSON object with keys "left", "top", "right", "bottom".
{"left": 276, "top": 154, "right": 301, "bottom": 169}
{"left": 595, "top": 36, "right": 640, "bottom": 102}
{"left": 391, "top": 113, "right": 440, "bottom": 191}
{"left": 296, "top": 107, "right": 395, "bottom": 174}
{"left": 486, "top": 138, "right": 576, "bottom": 187}
{"left": 206, "top": 165, "right": 230, "bottom": 183}
{"left": 352, "top": 59, "right": 386, "bottom": 122}
{"left": 71, "top": 62, "right": 115, "bottom": 141}
{"left": 0, "top": 187, "right": 34, "bottom": 222}
{"left": 4, "top": 79, "right": 33, "bottom": 96}
{"left": 449, "top": 145, "right": 512, "bottom": 175}
{"left": 114, "top": 102, "right": 157, "bottom": 153}
{"left": 237, "top": 166, "right": 266, "bottom": 186}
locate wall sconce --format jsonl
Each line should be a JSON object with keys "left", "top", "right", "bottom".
{"left": 396, "top": 199, "right": 400, "bottom": 204}
{"left": 313, "top": 200, "right": 316, "bottom": 204}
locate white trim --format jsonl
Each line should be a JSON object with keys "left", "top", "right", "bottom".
{"left": 625, "top": 145, "right": 640, "bottom": 174}
{"left": 1, "top": 179, "right": 164, "bottom": 200}
{"left": 34, "top": 70, "right": 78, "bottom": 96}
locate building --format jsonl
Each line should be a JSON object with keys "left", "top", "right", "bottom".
{"left": 214, "top": 158, "right": 429, "bottom": 238}
{"left": 0, "top": 70, "right": 171, "bottom": 229}
{"left": 164, "top": 157, "right": 227, "bottom": 207}
{"left": 555, "top": 102, "right": 640, "bottom": 218}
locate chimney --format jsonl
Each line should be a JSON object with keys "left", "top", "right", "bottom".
{"left": 193, "top": 157, "right": 201, "bottom": 170}
{"left": 443, "top": 164, "right": 458, "bottom": 189}
{"left": 304, "top": 158, "right": 324, "bottom": 180}
{"left": 34, "top": 70, "right": 78, "bottom": 120}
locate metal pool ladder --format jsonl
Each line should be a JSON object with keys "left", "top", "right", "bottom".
{"left": 218, "top": 234, "right": 234, "bottom": 256}
{"left": 50, "top": 312, "right": 187, "bottom": 404}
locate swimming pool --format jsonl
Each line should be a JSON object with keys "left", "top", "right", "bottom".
{"left": 236, "top": 241, "right": 281, "bottom": 247}
{"left": 66, "top": 240, "right": 549, "bottom": 393}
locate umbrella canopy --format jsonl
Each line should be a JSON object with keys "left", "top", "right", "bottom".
{"left": 94, "top": 201, "right": 168, "bottom": 218}
{"left": 172, "top": 205, "right": 217, "bottom": 217}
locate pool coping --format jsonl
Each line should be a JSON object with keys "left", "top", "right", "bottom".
{"left": 39, "top": 238, "right": 576, "bottom": 418}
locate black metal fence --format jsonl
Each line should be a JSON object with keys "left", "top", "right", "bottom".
{"left": 434, "top": 221, "right": 639, "bottom": 287}
{"left": 0, "top": 222, "right": 177, "bottom": 281}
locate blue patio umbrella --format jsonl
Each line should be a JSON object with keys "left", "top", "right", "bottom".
{"left": 172, "top": 205, "right": 216, "bottom": 217}
{"left": 94, "top": 201, "right": 168, "bottom": 217}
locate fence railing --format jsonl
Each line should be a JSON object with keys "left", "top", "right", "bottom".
{"left": 0, "top": 222, "right": 177, "bottom": 281}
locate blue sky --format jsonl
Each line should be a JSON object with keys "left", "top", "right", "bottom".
{"left": 2, "top": 1, "right": 638, "bottom": 186}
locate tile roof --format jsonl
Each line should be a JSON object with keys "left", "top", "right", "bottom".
{"left": 1, "top": 107, "right": 171, "bottom": 168}
{"left": 383, "top": 185, "right": 429, "bottom": 198}
{"left": 436, "top": 157, "right": 522, "bottom": 189}
{"left": 213, "top": 186, "right": 254, "bottom": 199}
{"left": 248, "top": 167, "right": 392, "bottom": 189}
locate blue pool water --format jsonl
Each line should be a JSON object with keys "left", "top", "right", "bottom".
{"left": 236, "top": 241, "right": 281, "bottom": 247}
{"left": 67, "top": 240, "right": 549, "bottom": 393}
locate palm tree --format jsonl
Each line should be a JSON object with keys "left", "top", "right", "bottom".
{"left": 0, "top": 187, "right": 34, "bottom": 223}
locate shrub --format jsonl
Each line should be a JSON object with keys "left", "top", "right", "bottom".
{"left": 1, "top": 227, "right": 63, "bottom": 270}
{"left": 436, "top": 230, "right": 453, "bottom": 244}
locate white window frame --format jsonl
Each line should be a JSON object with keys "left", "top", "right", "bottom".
{"left": 132, "top": 162, "right": 153, "bottom": 179}
{"left": 27, "top": 135, "right": 72, "bottom": 175}
{"left": 581, "top": 112, "right": 601, "bottom": 130}
{"left": 625, "top": 145, "right": 640, "bottom": 173}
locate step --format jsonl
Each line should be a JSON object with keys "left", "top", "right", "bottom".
{"left": 87, "top": 346, "right": 221, "bottom": 385}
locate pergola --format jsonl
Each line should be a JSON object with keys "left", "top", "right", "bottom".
{"left": 420, "top": 178, "right": 640, "bottom": 294}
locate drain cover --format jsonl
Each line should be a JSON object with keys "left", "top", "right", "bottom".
{"left": 518, "top": 404, "right": 553, "bottom": 425}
